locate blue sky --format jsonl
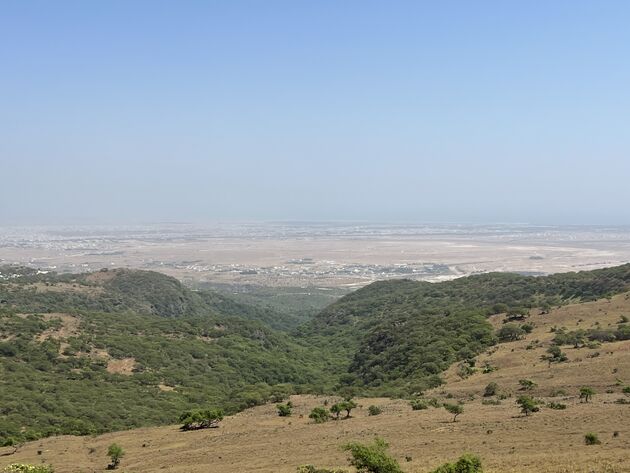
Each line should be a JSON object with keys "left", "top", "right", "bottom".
{"left": 1, "top": 1, "right": 629, "bottom": 224}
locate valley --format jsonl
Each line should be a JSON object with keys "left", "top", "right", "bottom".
{"left": 2, "top": 292, "right": 629, "bottom": 472}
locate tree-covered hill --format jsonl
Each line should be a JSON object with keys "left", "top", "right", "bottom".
{"left": 302, "top": 264, "right": 630, "bottom": 395}
{"left": 2, "top": 263, "right": 630, "bottom": 445}
{"left": 0, "top": 267, "right": 338, "bottom": 445}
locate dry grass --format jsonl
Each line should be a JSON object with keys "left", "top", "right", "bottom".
{"left": 2, "top": 295, "right": 630, "bottom": 472}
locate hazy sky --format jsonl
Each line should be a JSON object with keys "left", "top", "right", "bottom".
{"left": 2, "top": 1, "right": 629, "bottom": 225}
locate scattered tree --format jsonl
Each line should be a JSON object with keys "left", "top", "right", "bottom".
{"left": 516, "top": 395, "right": 539, "bottom": 416}
{"left": 330, "top": 403, "right": 343, "bottom": 420}
{"left": 179, "top": 408, "right": 223, "bottom": 430}
{"left": 342, "top": 438, "right": 403, "bottom": 473}
{"left": 277, "top": 403, "right": 292, "bottom": 417}
{"left": 410, "top": 399, "right": 429, "bottom": 410}
{"left": 106, "top": 443, "right": 124, "bottom": 470}
{"left": 429, "top": 453, "right": 483, "bottom": 473}
{"left": 342, "top": 399, "right": 358, "bottom": 418}
{"left": 443, "top": 403, "right": 464, "bottom": 422}
{"left": 580, "top": 387, "right": 595, "bottom": 403}
{"left": 309, "top": 406, "right": 330, "bottom": 424}
{"left": 543, "top": 345, "right": 568, "bottom": 364}
{"left": 496, "top": 324, "right": 525, "bottom": 342}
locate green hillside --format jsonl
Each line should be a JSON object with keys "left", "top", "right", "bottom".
{"left": 301, "top": 264, "right": 630, "bottom": 395}
{"left": 0, "top": 267, "right": 337, "bottom": 445}
{"left": 1, "top": 264, "right": 630, "bottom": 446}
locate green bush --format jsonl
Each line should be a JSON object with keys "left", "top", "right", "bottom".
{"left": 584, "top": 432, "right": 601, "bottom": 445}
{"left": 496, "top": 324, "right": 525, "bottom": 342}
{"left": 296, "top": 466, "right": 347, "bottom": 473}
{"left": 368, "top": 405, "right": 382, "bottom": 416}
{"left": 483, "top": 382, "right": 498, "bottom": 397}
{"left": 179, "top": 409, "right": 223, "bottom": 430}
{"left": 107, "top": 443, "right": 124, "bottom": 469}
{"left": 481, "top": 399, "right": 501, "bottom": 406}
{"left": 518, "top": 379, "right": 537, "bottom": 391}
{"left": 546, "top": 402, "right": 567, "bottom": 410}
{"left": 516, "top": 396, "right": 539, "bottom": 416}
{"left": 309, "top": 406, "right": 330, "bottom": 424}
{"left": 410, "top": 399, "right": 429, "bottom": 410}
{"left": 579, "top": 387, "right": 595, "bottom": 403}
{"left": 430, "top": 454, "right": 483, "bottom": 473}
{"left": 277, "top": 403, "right": 292, "bottom": 417}
{"left": 342, "top": 438, "right": 403, "bottom": 473}
{"left": 3, "top": 465, "right": 55, "bottom": 473}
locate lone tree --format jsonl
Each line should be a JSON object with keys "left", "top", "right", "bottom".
{"left": 107, "top": 443, "right": 125, "bottom": 470}
{"left": 516, "top": 395, "right": 539, "bottom": 416}
{"left": 179, "top": 408, "right": 223, "bottom": 430}
{"left": 342, "top": 437, "right": 403, "bottom": 473}
{"left": 443, "top": 403, "right": 464, "bottom": 422}
{"left": 580, "top": 387, "right": 595, "bottom": 403}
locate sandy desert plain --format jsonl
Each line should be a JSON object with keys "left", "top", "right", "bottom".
{"left": 2, "top": 223, "right": 630, "bottom": 288}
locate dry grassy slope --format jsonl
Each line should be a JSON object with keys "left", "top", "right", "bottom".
{"left": 2, "top": 295, "right": 630, "bottom": 473}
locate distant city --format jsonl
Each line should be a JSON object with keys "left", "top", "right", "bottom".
{"left": 2, "top": 222, "right": 630, "bottom": 289}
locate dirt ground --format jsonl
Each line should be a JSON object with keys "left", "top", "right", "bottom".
{"left": 2, "top": 295, "right": 630, "bottom": 473}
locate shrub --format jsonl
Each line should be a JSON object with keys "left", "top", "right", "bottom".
{"left": 481, "top": 399, "right": 501, "bottom": 405}
{"left": 443, "top": 403, "right": 464, "bottom": 422}
{"left": 457, "top": 363, "right": 475, "bottom": 379}
{"left": 430, "top": 453, "right": 483, "bottom": 473}
{"left": 521, "top": 323, "right": 534, "bottom": 334}
{"left": 622, "top": 386, "right": 630, "bottom": 395}
{"left": 342, "top": 438, "right": 403, "bottom": 473}
{"left": 546, "top": 402, "right": 567, "bottom": 410}
{"left": 296, "top": 466, "right": 347, "bottom": 473}
{"left": 410, "top": 399, "right": 429, "bottom": 410}
{"left": 3, "top": 465, "right": 55, "bottom": 473}
{"left": 277, "top": 403, "right": 292, "bottom": 417}
{"left": 368, "top": 405, "right": 382, "bottom": 416}
{"left": 516, "top": 396, "right": 539, "bottom": 416}
{"left": 483, "top": 382, "right": 498, "bottom": 397}
{"left": 179, "top": 409, "right": 223, "bottom": 430}
{"left": 106, "top": 443, "right": 124, "bottom": 470}
{"left": 518, "top": 379, "right": 537, "bottom": 391}
{"left": 584, "top": 432, "right": 601, "bottom": 445}
{"left": 544, "top": 346, "right": 567, "bottom": 363}
{"left": 309, "top": 406, "right": 330, "bottom": 424}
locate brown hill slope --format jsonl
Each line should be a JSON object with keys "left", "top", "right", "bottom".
{"left": 2, "top": 294, "right": 630, "bottom": 473}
